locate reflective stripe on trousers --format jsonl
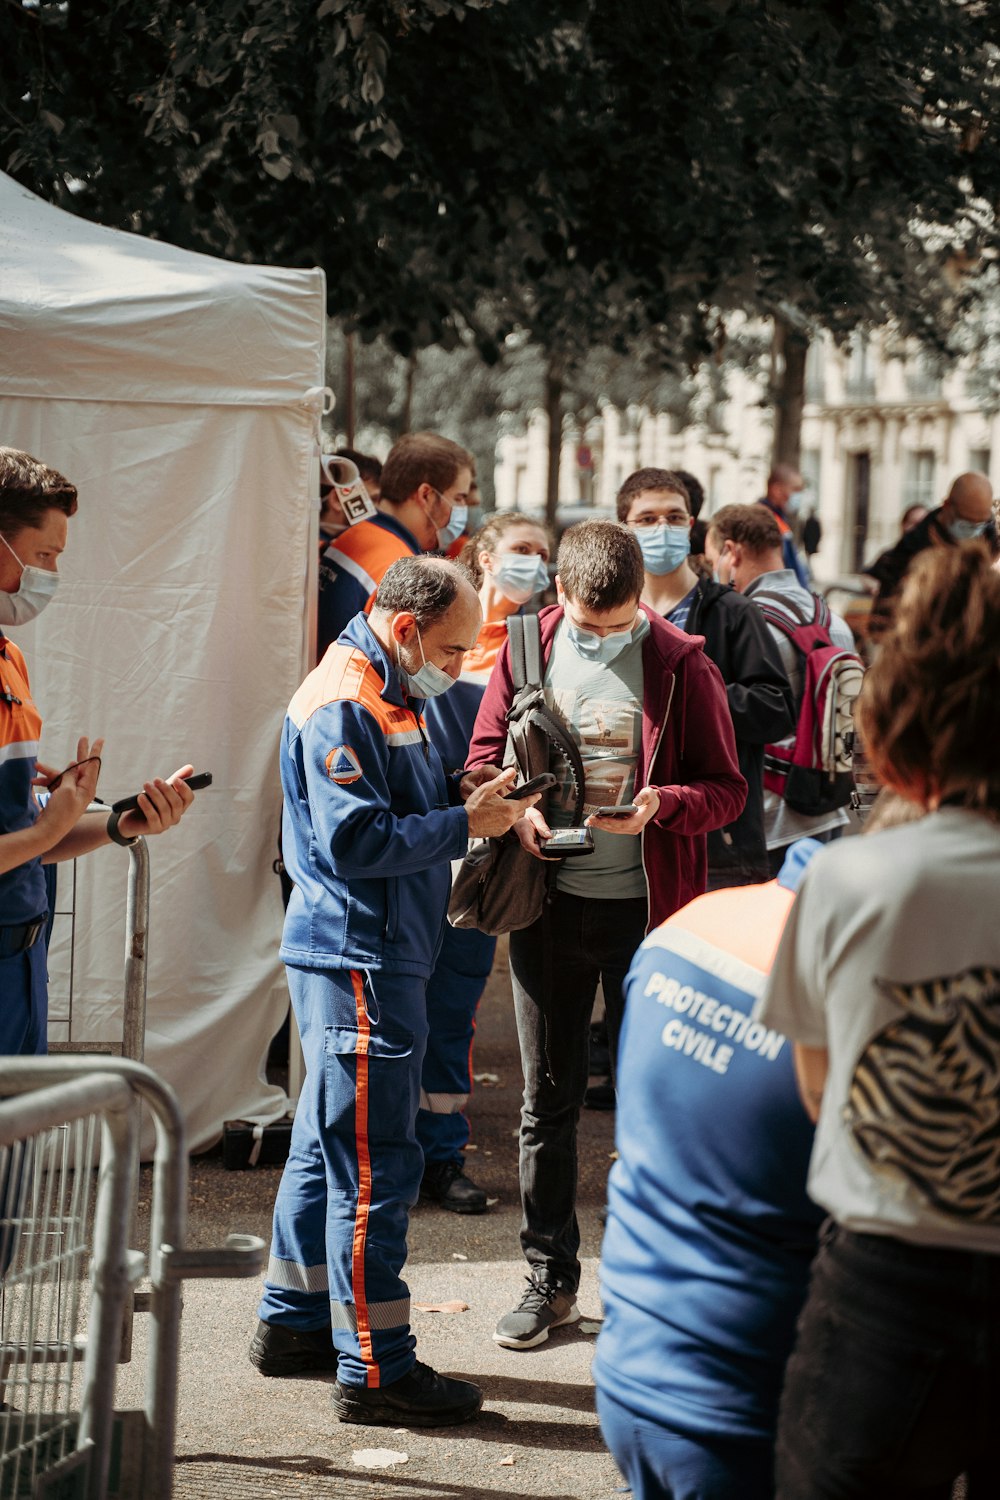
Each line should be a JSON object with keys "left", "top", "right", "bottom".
{"left": 258, "top": 965, "right": 429, "bottom": 1388}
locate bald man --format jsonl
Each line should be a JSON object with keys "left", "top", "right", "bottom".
{"left": 868, "top": 471, "right": 998, "bottom": 640}
{"left": 252, "top": 555, "right": 535, "bottom": 1427}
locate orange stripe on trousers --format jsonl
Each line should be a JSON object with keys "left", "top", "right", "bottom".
{"left": 350, "top": 970, "right": 379, "bottom": 1387}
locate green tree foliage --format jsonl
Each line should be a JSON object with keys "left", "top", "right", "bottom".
{"left": 4, "top": 0, "right": 999, "bottom": 482}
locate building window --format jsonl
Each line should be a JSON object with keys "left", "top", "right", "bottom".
{"left": 903, "top": 450, "right": 936, "bottom": 511}
{"left": 805, "top": 342, "right": 825, "bottom": 403}
{"left": 799, "top": 449, "right": 821, "bottom": 507}
{"left": 845, "top": 333, "right": 875, "bottom": 400}
{"left": 970, "top": 447, "right": 991, "bottom": 477}
{"left": 905, "top": 354, "right": 943, "bottom": 399}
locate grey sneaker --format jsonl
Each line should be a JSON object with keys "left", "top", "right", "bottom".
{"left": 493, "top": 1276, "right": 580, "bottom": 1349}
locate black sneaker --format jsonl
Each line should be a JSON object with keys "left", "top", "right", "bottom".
{"left": 248, "top": 1320, "right": 339, "bottom": 1378}
{"left": 584, "top": 1080, "right": 616, "bottom": 1110}
{"left": 330, "top": 1359, "right": 483, "bottom": 1427}
{"left": 493, "top": 1276, "right": 580, "bottom": 1349}
{"left": 419, "top": 1160, "right": 489, "bottom": 1214}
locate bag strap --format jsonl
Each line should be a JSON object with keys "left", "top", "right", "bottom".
{"left": 505, "top": 613, "right": 587, "bottom": 825}
{"left": 522, "top": 611, "right": 543, "bottom": 687}
{"left": 507, "top": 613, "right": 528, "bottom": 690}
{"left": 754, "top": 588, "right": 831, "bottom": 640}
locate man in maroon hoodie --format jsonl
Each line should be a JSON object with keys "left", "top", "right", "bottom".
{"left": 466, "top": 520, "right": 745, "bottom": 1350}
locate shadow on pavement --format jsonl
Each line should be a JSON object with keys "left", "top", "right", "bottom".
{"left": 175, "top": 1452, "right": 581, "bottom": 1499}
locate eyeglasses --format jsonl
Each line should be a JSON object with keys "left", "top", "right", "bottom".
{"left": 629, "top": 516, "right": 690, "bottom": 530}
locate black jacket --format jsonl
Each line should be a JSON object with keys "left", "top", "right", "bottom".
{"left": 866, "top": 508, "right": 1000, "bottom": 639}
{"left": 686, "top": 579, "right": 795, "bottom": 883}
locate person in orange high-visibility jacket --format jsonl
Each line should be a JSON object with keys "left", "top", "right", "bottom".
{"left": 316, "top": 432, "right": 472, "bottom": 661}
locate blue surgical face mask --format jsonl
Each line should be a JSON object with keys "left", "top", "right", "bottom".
{"left": 949, "top": 515, "right": 989, "bottom": 542}
{"left": 493, "top": 553, "right": 549, "bottom": 604}
{"left": 562, "top": 604, "right": 646, "bottom": 664}
{"left": 436, "top": 501, "right": 468, "bottom": 550}
{"left": 396, "top": 624, "right": 456, "bottom": 699}
{"left": 634, "top": 523, "right": 690, "bottom": 577}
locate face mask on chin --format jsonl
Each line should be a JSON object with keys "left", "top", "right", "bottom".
{"left": 0, "top": 535, "right": 60, "bottom": 627}
{"left": 948, "top": 515, "right": 990, "bottom": 542}
{"left": 395, "top": 624, "right": 456, "bottom": 699}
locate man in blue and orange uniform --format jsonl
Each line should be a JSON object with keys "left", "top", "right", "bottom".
{"left": 594, "top": 841, "right": 824, "bottom": 1500}
{"left": 756, "top": 464, "right": 810, "bottom": 588}
{"left": 251, "top": 556, "right": 537, "bottom": 1427}
{"left": 0, "top": 447, "right": 197, "bottom": 1057}
{"left": 316, "top": 432, "right": 472, "bottom": 661}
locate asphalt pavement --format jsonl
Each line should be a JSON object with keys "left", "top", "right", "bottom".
{"left": 122, "top": 940, "right": 626, "bottom": 1499}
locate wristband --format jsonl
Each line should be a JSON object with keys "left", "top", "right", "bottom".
{"left": 106, "top": 809, "right": 140, "bottom": 848}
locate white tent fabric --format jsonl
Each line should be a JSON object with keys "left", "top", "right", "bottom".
{"left": 0, "top": 172, "right": 326, "bottom": 1150}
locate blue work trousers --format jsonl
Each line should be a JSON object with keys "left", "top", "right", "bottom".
{"left": 597, "top": 1388, "right": 774, "bottom": 1500}
{"left": 416, "top": 922, "right": 496, "bottom": 1165}
{"left": 258, "top": 965, "right": 428, "bottom": 1389}
{"left": 0, "top": 941, "right": 48, "bottom": 1057}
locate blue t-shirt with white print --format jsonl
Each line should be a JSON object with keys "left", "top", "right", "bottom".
{"left": 593, "top": 843, "right": 823, "bottom": 1437}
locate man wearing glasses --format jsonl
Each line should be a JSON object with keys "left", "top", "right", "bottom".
{"left": 618, "top": 470, "right": 793, "bottom": 889}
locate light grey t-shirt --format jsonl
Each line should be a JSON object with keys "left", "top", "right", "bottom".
{"left": 544, "top": 616, "right": 648, "bottom": 899}
{"left": 757, "top": 809, "right": 1000, "bottom": 1251}
{"left": 744, "top": 570, "right": 854, "bottom": 851}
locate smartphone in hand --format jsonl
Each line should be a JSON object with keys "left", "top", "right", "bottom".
{"left": 111, "top": 771, "right": 212, "bottom": 815}
{"left": 504, "top": 772, "right": 557, "bottom": 800}
{"left": 591, "top": 803, "right": 638, "bottom": 819}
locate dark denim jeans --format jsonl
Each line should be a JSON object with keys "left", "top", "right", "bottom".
{"left": 776, "top": 1222, "right": 1000, "bottom": 1499}
{"left": 508, "top": 889, "right": 648, "bottom": 1292}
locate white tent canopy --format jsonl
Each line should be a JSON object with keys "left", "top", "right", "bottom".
{"left": 0, "top": 171, "right": 326, "bottom": 1149}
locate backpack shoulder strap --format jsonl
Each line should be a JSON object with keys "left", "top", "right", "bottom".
{"left": 522, "top": 611, "right": 543, "bottom": 687}
{"left": 507, "top": 614, "right": 528, "bottom": 690}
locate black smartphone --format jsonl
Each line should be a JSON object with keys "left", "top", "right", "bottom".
{"left": 540, "top": 827, "right": 595, "bottom": 858}
{"left": 112, "top": 771, "right": 213, "bottom": 814}
{"left": 504, "top": 771, "right": 557, "bottom": 800}
{"left": 591, "top": 803, "right": 638, "bottom": 819}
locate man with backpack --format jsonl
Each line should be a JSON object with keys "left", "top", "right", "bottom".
{"left": 705, "top": 505, "right": 860, "bottom": 878}
{"left": 466, "top": 521, "right": 746, "bottom": 1350}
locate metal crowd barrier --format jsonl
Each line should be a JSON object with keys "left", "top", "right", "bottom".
{"left": 49, "top": 834, "right": 151, "bottom": 1064}
{"left": 0, "top": 1057, "right": 265, "bottom": 1500}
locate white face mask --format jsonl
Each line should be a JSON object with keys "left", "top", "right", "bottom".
{"left": 0, "top": 534, "right": 60, "bottom": 627}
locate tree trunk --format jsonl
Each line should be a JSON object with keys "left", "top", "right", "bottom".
{"left": 401, "top": 353, "right": 418, "bottom": 434}
{"left": 344, "top": 332, "right": 357, "bottom": 447}
{"left": 545, "top": 357, "right": 563, "bottom": 528}
{"left": 771, "top": 317, "right": 808, "bottom": 470}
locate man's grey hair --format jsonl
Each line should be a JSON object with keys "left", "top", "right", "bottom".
{"left": 373, "top": 555, "right": 473, "bottom": 629}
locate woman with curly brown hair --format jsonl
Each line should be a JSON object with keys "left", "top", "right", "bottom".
{"left": 758, "top": 541, "right": 1000, "bottom": 1499}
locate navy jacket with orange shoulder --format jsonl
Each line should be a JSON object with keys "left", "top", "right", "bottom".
{"left": 0, "top": 631, "right": 47, "bottom": 924}
{"left": 316, "top": 512, "right": 421, "bottom": 660}
{"left": 279, "top": 614, "right": 469, "bottom": 978}
{"left": 466, "top": 604, "right": 747, "bottom": 929}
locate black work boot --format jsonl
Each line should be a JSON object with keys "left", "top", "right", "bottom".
{"left": 330, "top": 1360, "right": 483, "bottom": 1427}
{"left": 419, "top": 1160, "right": 489, "bottom": 1214}
{"left": 248, "top": 1320, "right": 339, "bottom": 1377}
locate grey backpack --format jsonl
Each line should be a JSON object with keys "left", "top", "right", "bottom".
{"left": 447, "top": 614, "right": 585, "bottom": 935}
